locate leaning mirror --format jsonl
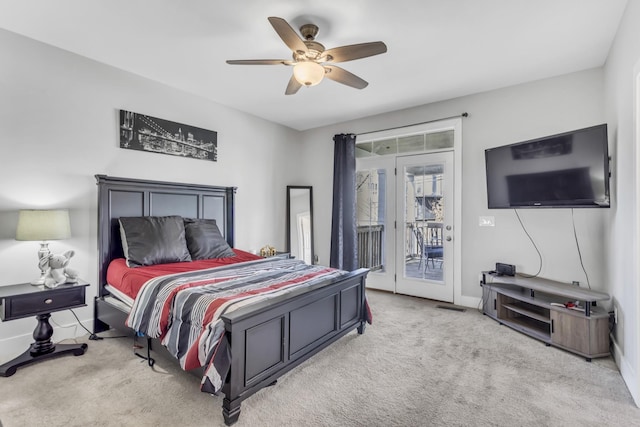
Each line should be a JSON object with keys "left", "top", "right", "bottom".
{"left": 286, "top": 186, "right": 314, "bottom": 264}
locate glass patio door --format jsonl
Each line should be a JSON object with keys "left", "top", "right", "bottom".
{"left": 395, "top": 152, "right": 454, "bottom": 302}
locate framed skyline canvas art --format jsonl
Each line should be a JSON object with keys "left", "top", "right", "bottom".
{"left": 119, "top": 110, "right": 217, "bottom": 161}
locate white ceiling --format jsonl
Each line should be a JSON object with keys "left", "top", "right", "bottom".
{"left": 0, "top": 0, "right": 628, "bottom": 131}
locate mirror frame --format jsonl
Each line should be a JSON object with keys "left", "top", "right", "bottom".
{"left": 286, "top": 185, "right": 314, "bottom": 264}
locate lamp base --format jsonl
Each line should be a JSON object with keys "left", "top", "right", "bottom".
{"left": 32, "top": 242, "right": 51, "bottom": 286}
{"left": 30, "top": 274, "right": 46, "bottom": 286}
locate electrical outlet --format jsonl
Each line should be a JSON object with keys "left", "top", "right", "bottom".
{"left": 479, "top": 216, "right": 495, "bottom": 227}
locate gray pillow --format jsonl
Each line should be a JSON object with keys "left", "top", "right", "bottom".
{"left": 183, "top": 218, "right": 235, "bottom": 260}
{"left": 119, "top": 216, "right": 192, "bottom": 267}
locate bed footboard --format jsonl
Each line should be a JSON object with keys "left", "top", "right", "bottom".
{"left": 220, "top": 268, "right": 369, "bottom": 425}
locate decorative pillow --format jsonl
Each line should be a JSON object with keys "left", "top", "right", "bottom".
{"left": 119, "top": 215, "right": 192, "bottom": 267}
{"left": 183, "top": 218, "right": 235, "bottom": 260}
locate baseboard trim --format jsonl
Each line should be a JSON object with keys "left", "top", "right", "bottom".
{"left": 610, "top": 334, "right": 639, "bottom": 407}
{"left": 455, "top": 294, "right": 482, "bottom": 310}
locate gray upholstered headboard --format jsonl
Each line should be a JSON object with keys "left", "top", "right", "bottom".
{"left": 95, "top": 175, "right": 236, "bottom": 296}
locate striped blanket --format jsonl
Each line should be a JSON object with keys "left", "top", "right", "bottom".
{"left": 126, "top": 257, "right": 350, "bottom": 393}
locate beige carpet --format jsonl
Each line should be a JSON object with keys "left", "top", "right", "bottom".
{"left": 1, "top": 290, "right": 639, "bottom": 427}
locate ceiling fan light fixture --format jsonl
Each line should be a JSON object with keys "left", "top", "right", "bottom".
{"left": 293, "top": 61, "right": 325, "bottom": 87}
{"left": 226, "top": 17, "right": 388, "bottom": 95}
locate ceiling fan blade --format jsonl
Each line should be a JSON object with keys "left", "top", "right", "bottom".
{"left": 285, "top": 75, "right": 302, "bottom": 95}
{"left": 226, "top": 59, "right": 293, "bottom": 65}
{"left": 323, "top": 65, "right": 368, "bottom": 89}
{"left": 268, "top": 17, "right": 309, "bottom": 55}
{"left": 323, "top": 41, "right": 387, "bottom": 63}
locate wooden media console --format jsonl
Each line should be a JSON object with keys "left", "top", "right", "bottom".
{"left": 480, "top": 272, "right": 610, "bottom": 361}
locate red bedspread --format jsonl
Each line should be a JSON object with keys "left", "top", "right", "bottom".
{"left": 106, "top": 249, "right": 262, "bottom": 299}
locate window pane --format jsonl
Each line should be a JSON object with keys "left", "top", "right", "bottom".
{"left": 355, "top": 142, "right": 373, "bottom": 158}
{"left": 398, "top": 134, "right": 425, "bottom": 153}
{"left": 403, "top": 162, "right": 445, "bottom": 282}
{"left": 372, "top": 139, "right": 397, "bottom": 156}
{"left": 356, "top": 169, "right": 386, "bottom": 272}
{"left": 358, "top": 129, "right": 454, "bottom": 157}
{"left": 425, "top": 130, "right": 454, "bottom": 149}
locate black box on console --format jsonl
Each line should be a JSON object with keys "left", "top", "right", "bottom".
{"left": 495, "top": 262, "right": 516, "bottom": 276}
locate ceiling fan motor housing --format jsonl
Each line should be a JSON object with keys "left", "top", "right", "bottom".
{"left": 293, "top": 41, "right": 326, "bottom": 61}
{"left": 300, "top": 24, "right": 319, "bottom": 40}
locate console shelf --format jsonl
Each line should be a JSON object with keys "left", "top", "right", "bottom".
{"left": 480, "top": 272, "right": 610, "bottom": 361}
{"left": 502, "top": 303, "right": 550, "bottom": 324}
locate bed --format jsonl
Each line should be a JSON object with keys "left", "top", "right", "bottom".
{"left": 93, "top": 175, "right": 370, "bottom": 425}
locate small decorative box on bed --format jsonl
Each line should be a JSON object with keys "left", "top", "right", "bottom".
{"left": 94, "top": 175, "right": 370, "bottom": 425}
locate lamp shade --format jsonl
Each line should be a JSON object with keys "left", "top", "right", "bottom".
{"left": 16, "top": 209, "right": 71, "bottom": 241}
{"left": 293, "top": 62, "right": 325, "bottom": 87}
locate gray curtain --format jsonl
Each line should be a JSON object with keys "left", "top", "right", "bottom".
{"left": 330, "top": 133, "right": 358, "bottom": 271}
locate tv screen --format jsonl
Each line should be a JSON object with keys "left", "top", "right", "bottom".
{"left": 485, "top": 124, "right": 610, "bottom": 208}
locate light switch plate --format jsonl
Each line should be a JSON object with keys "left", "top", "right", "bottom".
{"left": 479, "top": 216, "right": 495, "bottom": 227}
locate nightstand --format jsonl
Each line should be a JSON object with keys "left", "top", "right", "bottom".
{"left": 0, "top": 281, "right": 90, "bottom": 377}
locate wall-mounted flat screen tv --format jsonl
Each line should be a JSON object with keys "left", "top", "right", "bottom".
{"left": 485, "top": 124, "right": 610, "bottom": 208}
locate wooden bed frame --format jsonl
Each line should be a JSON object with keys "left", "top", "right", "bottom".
{"left": 93, "top": 175, "right": 369, "bottom": 425}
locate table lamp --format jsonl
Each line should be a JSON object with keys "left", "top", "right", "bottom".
{"left": 15, "top": 209, "right": 72, "bottom": 285}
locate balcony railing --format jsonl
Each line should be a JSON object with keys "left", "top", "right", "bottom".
{"left": 357, "top": 225, "right": 384, "bottom": 271}
{"left": 356, "top": 222, "right": 442, "bottom": 271}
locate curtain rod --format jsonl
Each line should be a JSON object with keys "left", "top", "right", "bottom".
{"left": 355, "top": 112, "right": 468, "bottom": 137}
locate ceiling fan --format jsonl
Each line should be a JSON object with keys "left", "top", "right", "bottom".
{"left": 226, "top": 17, "right": 387, "bottom": 95}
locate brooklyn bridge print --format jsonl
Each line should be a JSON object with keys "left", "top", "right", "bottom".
{"left": 119, "top": 110, "right": 218, "bottom": 162}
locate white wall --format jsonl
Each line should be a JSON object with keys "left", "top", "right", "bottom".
{"left": 0, "top": 29, "right": 301, "bottom": 360}
{"left": 301, "top": 68, "right": 607, "bottom": 300}
{"left": 603, "top": 0, "right": 640, "bottom": 405}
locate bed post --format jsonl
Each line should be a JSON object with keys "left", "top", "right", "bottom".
{"left": 358, "top": 273, "right": 368, "bottom": 334}
{"left": 357, "top": 322, "right": 366, "bottom": 334}
{"left": 222, "top": 398, "right": 241, "bottom": 425}
{"left": 225, "top": 187, "right": 236, "bottom": 248}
